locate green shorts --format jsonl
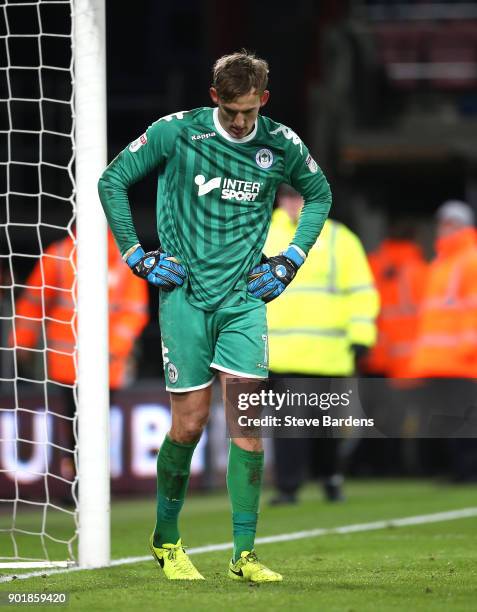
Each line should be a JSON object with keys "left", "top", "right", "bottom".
{"left": 159, "top": 288, "right": 268, "bottom": 392}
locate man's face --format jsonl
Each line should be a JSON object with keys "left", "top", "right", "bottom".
{"left": 210, "top": 87, "right": 269, "bottom": 139}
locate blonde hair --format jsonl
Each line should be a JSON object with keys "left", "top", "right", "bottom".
{"left": 212, "top": 50, "right": 269, "bottom": 101}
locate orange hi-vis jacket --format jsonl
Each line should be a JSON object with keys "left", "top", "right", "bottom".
{"left": 410, "top": 227, "right": 477, "bottom": 378}
{"left": 364, "top": 240, "right": 428, "bottom": 378}
{"left": 14, "top": 232, "right": 149, "bottom": 388}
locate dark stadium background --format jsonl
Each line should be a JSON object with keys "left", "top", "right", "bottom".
{"left": 101, "top": 1, "right": 477, "bottom": 380}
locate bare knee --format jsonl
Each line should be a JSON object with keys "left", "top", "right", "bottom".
{"left": 170, "top": 412, "right": 208, "bottom": 444}
{"left": 169, "top": 388, "right": 211, "bottom": 444}
{"left": 232, "top": 437, "right": 263, "bottom": 453}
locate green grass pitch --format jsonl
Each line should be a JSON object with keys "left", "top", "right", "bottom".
{"left": 1, "top": 480, "right": 476, "bottom": 611}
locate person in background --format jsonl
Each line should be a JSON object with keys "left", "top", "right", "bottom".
{"left": 13, "top": 229, "right": 149, "bottom": 478}
{"left": 363, "top": 217, "right": 428, "bottom": 378}
{"left": 409, "top": 200, "right": 477, "bottom": 482}
{"left": 266, "top": 185, "right": 379, "bottom": 504}
{"left": 411, "top": 201, "right": 477, "bottom": 378}
{"left": 353, "top": 218, "right": 428, "bottom": 476}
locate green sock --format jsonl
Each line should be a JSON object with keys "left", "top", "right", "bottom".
{"left": 226, "top": 441, "right": 264, "bottom": 562}
{"left": 153, "top": 434, "right": 198, "bottom": 547}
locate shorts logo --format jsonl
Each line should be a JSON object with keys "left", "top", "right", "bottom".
{"left": 194, "top": 174, "right": 261, "bottom": 202}
{"left": 167, "top": 363, "right": 179, "bottom": 384}
{"left": 129, "top": 133, "right": 147, "bottom": 153}
{"left": 305, "top": 154, "right": 318, "bottom": 174}
{"left": 255, "top": 148, "right": 274, "bottom": 169}
{"left": 258, "top": 333, "right": 268, "bottom": 369}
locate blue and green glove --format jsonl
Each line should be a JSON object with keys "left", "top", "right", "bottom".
{"left": 247, "top": 245, "right": 305, "bottom": 303}
{"left": 126, "top": 246, "right": 186, "bottom": 291}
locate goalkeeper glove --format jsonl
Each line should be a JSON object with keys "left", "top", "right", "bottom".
{"left": 126, "top": 246, "right": 186, "bottom": 291}
{"left": 247, "top": 245, "right": 305, "bottom": 303}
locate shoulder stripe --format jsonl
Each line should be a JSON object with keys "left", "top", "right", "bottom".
{"left": 269, "top": 125, "right": 303, "bottom": 154}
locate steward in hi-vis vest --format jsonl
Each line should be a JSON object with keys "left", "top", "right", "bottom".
{"left": 266, "top": 208, "right": 379, "bottom": 376}
{"left": 14, "top": 231, "right": 149, "bottom": 388}
{"left": 364, "top": 235, "right": 428, "bottom": 378}
{"left": 410, "top": 201, "right": 477, "bottom": 378}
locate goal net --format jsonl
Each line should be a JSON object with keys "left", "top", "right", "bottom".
{"left": 0, "top": 0, "right": 109, "bottom": 570}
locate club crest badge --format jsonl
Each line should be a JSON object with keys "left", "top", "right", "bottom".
{"left": 167, "top": 363, "right": 178, "bottom": 384}
{"left": 255, "top": 148, "right": 274, "bottom": 169}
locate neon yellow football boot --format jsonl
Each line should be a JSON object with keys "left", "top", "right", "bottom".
{"left": 149, "top": 535, "right": 204, "bottom": 580}
{"left": 228, "top": 550, "right": 283, "bottom": 583}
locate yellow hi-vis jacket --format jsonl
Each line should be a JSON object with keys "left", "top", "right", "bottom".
{"left": 266, "top": 210, "right": 379, "bottom": 375}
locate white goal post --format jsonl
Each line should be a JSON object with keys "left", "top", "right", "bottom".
{"left": 74, "top": 0, "right": 109, "bottom": 569}
{"left": 0, "top": 0, "right": 109, "bottom": 569}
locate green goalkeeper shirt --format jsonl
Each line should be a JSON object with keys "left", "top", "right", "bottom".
{"left": 98, "top": 107, "right": 332, "bottom": 310}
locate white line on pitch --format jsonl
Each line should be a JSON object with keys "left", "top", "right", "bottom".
{"left": 1, "top": 506, "right": 476, "bottom": 584}
{"left": 0, "top": 562, "right": 71, "bottom": 569}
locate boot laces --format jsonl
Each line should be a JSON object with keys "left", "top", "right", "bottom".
{"left": 165, "top": 543, "right": 184, "bottom": 561}
{"left": 164, "top": 544, "right": 198, "bottom": 576}
{"left": 242, "top": 551, "right": 275, "bottom": 578}
{"left": 245, "top": 551, "right": 259, "bottom": 564}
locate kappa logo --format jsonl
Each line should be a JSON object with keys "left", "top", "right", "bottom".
{"left": 194, "top": 175, "right": 261, "bottom": 202}
{"left": 191, "top": 132, "right": 216, "bottom": 141}
{"left": 161, "top": 341, "right": 170, "bottom": 366}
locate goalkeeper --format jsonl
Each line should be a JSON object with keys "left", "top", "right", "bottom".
{"left": 98, "top": 50, "right": 331, "bottom": 582}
